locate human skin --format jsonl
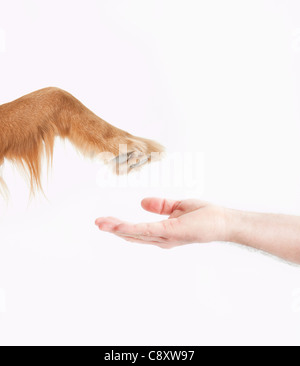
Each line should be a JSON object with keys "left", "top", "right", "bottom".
{"left": 95, "top": 198, "right": 300, "bottom": 265}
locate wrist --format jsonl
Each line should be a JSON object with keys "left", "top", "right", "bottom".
{"left": 223, "top": 208, "right": 246, "bottom": 243}
{"left": 213, "top": 206, "right": 239, "bottom": 243}
{"left": 224, "top": 208, "right": 261, "bottom": 244}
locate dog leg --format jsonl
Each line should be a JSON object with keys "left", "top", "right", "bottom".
{"left": 0, "top": 159, "right": 9, "bottom": 199}
{"left": 49, "top": 88, "right": 165, "bottom": 174}
{"left": 0, "top": 87, "right": 164, "bottom": 195}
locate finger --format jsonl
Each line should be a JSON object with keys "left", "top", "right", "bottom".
{"left": 141, "top": 198, "right": 180, "bottom": 215}
{"left": 116, "top": 232, "right": 168, "bottom": 243}
{"left": 115, "top": 220, "right": 175, "bottom": 238}
{"left": 115, "top": 234, "right": 171, "bottom": 249}
{"left": 115, "top": 234, "right": 162, "bottom": 245}
{"left": 95, "top": 217, "right": 125, "bottom": 232}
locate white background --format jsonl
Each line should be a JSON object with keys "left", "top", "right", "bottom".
{"left": 0, "top": 0, "right": 300, "bottom": 346}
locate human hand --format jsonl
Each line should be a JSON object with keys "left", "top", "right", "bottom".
{"left": 95, "top": 198, "right": 230, "bottom": 249}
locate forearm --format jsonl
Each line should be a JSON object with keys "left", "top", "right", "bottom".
{"left": 226, "top": 210, "right": 300, "bottom": 264}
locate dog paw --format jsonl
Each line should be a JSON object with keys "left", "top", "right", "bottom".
{"left": 109, "top": 136, "right": 164, "bottom": 175}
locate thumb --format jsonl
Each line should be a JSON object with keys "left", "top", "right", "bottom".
{"left": 141, "top": 198, "right": 180, "bottom": 216}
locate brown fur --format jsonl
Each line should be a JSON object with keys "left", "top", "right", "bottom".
{"left": 0, "top": 87, "right": 164, "bottom": 196}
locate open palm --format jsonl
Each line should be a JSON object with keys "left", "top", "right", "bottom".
{"left": 95, "top": 198, "right": 228, "bottom": 249}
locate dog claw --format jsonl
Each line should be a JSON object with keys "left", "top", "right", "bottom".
{"left": 130, "top": 157, "right": 149, "bottom": 169}
{"left": 110, "top": 151, "right": 151, "bottom": 175}
{"left": 114, "top": 152, "right": 134, "bottom": 165}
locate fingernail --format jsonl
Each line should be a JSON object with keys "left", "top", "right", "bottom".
{"left": 99, "top": 224, "right": 114, "bottom": 232}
